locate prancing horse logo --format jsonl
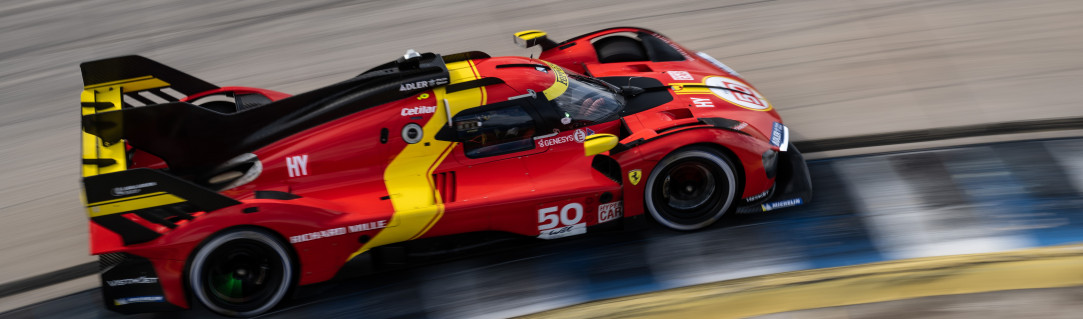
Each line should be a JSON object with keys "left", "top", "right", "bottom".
{"left": 628, "top": 169, "right": 642, "bottom": 186}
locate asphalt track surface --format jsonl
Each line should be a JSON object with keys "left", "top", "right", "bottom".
{"left": 2, "top": 0, "right": 1083, "bottom": 317}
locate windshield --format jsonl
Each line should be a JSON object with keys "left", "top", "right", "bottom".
{"left": 550, "top": 74, "right": 624, "bottom": 128}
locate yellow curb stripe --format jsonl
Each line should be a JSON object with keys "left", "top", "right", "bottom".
{"left": 519, "top": 244, "right": 1083, "bottom": 319}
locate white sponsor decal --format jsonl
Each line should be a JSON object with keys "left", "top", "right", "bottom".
{"left": 574, "top": 129, "right": 587, "bottom": 142}
{"left": 705, "top": 77, "right": 770, "bottom": 110}
{"left": 691, "top": 97, "right": 714, "bottom": 108}
{"left": 347, "top": 220, "right": 388, "bottom": 233}
{"left": 538, "top": 223, "right": 586, "bottom": 239}
{"left": 536, "top": 129, "right": 589, "bottom": 147}
{"left": 401, "top": 106, "right": 437, "bottom": 116}
{"left": 114, "top": 296, "right": 164, "bottom": 306}
{"left": 538, "top": 202, "right": 591, "bottom": 239}
{"left": 770, "top": 122, "right": 785, "bottom": 147}
{"left": 399, "top": 78, "right": 449, "bottom": 91}
{"left": 667, "top": 71, "right": 694, "bottom": 81}
{"left": 290, "top": 227, "right": 345, "bottom": 243}
{"left": 291, "top": 220, "right": 389, "bottom": 244}
{"left": 538, "top": 203, "right": 584, "bottom": 230}
{"left": 744, "top": 189, "right": 770, "bottom": 202}
{"left": 537, "top": 202, "right": 588, "bottom": 239}
{"left": 598, "top": 201, "right": 622, "bottom": 224}
{"left": 106, "top": 276, "right": 158, "bottom": 287}
{"left": 286, "top": 155, "right": 309, "bottom": 178}
{"left": 110, "top": 182, "right": 157, "bottom": 197}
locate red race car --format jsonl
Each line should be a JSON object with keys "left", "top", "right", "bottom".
{"left": 79, "top": 27, "right": 811, "bottom": 316}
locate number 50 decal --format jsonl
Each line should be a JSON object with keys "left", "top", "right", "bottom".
{"left": 538, "top": 203, "right": 583, "bottom": 230}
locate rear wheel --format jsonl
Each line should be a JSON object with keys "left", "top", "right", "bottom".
{"left": 645, "top": 147, "right": 737, "bottom": 231}
{"left": 189, "top": 229, "right": 293, "bottom": 317}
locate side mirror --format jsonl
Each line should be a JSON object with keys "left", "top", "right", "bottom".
{"left": 514, "top": 30, "right": 557, "bottom": 50}
{"left": 583, "top": 134, "right": 619, "bottom": 156}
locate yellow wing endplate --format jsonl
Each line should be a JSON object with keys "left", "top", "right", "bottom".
{"left": 514, "top": 29, "right": 556, "bottom": 49}
{"left": 80, "top": 77, "right": 170, "bottom": 177}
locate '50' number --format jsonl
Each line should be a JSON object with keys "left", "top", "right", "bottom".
{"left": 538, "top": 203, "right": 583, "bottom": 230}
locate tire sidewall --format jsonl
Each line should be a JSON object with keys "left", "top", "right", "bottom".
{"left": 645, "top": 147, "right": 737, "bottom": 231}
{"left": 188, "top": 228, "right": 293, "bottom": 317}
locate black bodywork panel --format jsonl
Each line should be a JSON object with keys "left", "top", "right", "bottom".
{"left": 82, "top": 53, "right": 451, "bottom": 176}
{"left": 100, "top": 254, "right": 183, "bottom": 314}
{"left": 598, "top": 76, "right": 673, "bottom": 116}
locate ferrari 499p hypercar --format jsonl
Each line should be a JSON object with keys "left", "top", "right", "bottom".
{"left": 79, "top": 27, "right": 811, "bottom": 316}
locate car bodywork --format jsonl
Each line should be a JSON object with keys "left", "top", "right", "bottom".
{"left": 79, "top": 27, "right": 810, "bottom": 315}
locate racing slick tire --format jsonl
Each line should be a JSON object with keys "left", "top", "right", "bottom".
{"left": 645, "top": 147, "right": 737, "bottom": 231}
{"left": 188, "top": 228, "right": 294, "bottom": 317}
{"left": 594, "top": 36, "right": 648, "bottom": 63}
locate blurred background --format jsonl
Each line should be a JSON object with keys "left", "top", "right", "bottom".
{"left": 2, "top": 0, "right": 1083, "bottom": 317}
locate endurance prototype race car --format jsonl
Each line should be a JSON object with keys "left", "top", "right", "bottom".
{"left": 79, "top": 27, "right": 811, "bottom": 316}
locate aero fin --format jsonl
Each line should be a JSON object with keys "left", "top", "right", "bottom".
{"left": 84, "top": 168, "right": 240, "bottom": 247}
{"left": 80, "top": 56, "right": 219, "bottom": 177}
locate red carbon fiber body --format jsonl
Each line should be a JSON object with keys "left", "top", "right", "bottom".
{"left": 80, "top": 27, "right": 808, "bottom": 314}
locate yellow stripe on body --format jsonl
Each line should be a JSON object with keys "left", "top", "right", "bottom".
{"left": 84, "top": 76, "right": 169, "bottom": 92}
{"left": 670, "top": 85, "right": 713, "bottom": 95}
{"left": 86, "top": 191, "right": 186, "bottom": 218}
{"left": 80, "top": 77, "right": 169, "bottom": 178}
{"left": 348, "top": 60, "right": 487, "bottom": 261}
{"left": 540, "top": 61, "right": 568, "bottom": 100}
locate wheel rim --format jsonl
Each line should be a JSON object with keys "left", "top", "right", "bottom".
{"left": 191, "top": 230, "right": 292, "bottom": 317}
{"left": 204, "top": 239, "right": 282, "bottom": 305}
{"left": 646, "top": 149, "right": 736, "bottom": 230}
{"left": 661, "top": 162, "right": 717, "bottom": 210}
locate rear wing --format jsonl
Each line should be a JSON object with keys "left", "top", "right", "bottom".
{"left": 80, "top": 56, "right": 238, "bottom": 251}
{"left": 80, "top": 52, "right": 456, "bottom": 250}
{"left": 80, "top": 55, "right": 218, "bottom": 177}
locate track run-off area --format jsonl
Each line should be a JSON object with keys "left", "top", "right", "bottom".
{"left": 2, "top": 0, "right": 1082, "bottom": 317}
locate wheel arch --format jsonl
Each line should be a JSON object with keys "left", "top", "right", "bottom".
{"left": 653, "top": 142, "right": 747, "bottom": 198}
{"left": 631, "top": 126, "right": 770, "bottom": 198}
{"left": 641, "top": 142, "right": 745, "bottom": 231}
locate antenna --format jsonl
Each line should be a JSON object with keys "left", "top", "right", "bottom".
{"left": 443, "top": 98, "right": 453, "bottom": 127}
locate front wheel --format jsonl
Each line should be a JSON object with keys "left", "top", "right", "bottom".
{"left": 645, "top": 147, "right": 738, "bottom": 231}
{"left": 189, "top": 228, "right": 293, "bottom": 317}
